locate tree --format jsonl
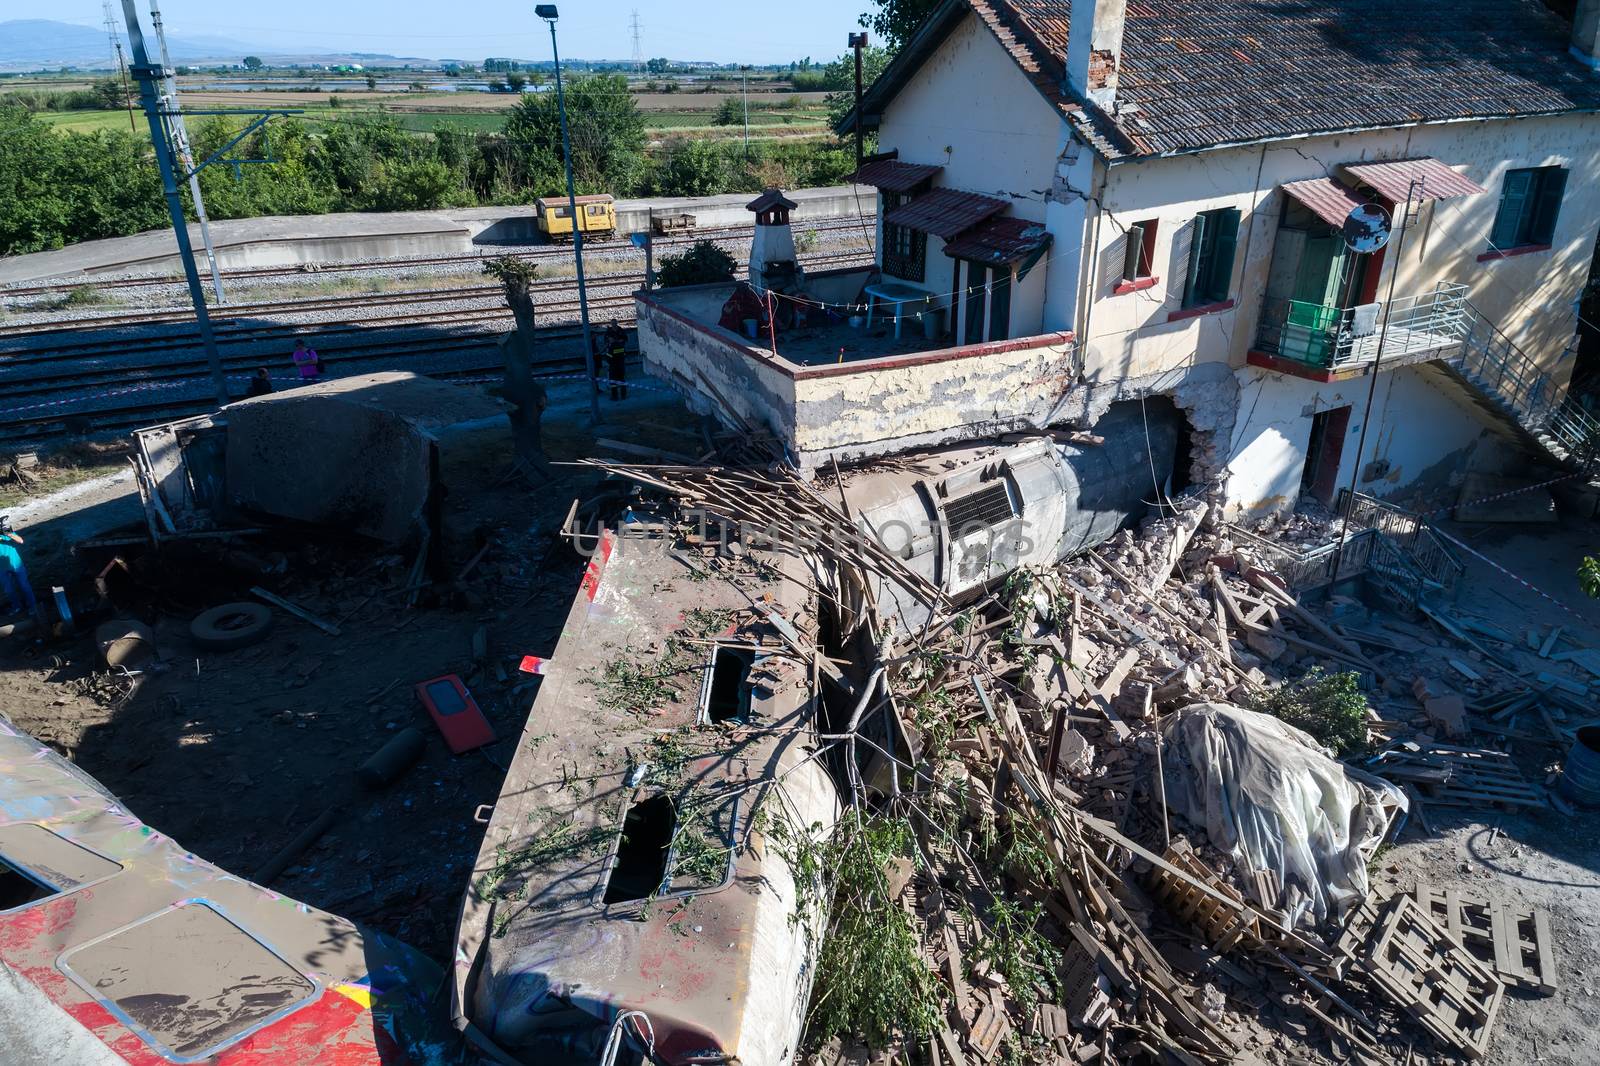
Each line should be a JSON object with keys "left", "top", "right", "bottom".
{"left": 499, "top": 73, "right": 646, "bottom": 195}
{"left": 824, "top": 46, "right": 891, "bottom": 128}
{"left": 713, "top": 96, "right": 742, "bottom": 126}
{"left": 506, "top": 71, "right": 528, "bottom": 92}
{"left": 243, "top": 56, "right": 263, "bottom": 71}
{"left": 482, "top": 256, "right": 551, "bottom": 479}
{"left": 656, "top": 240, "right": 736, "bottom": 288}
{"left": 90, "top": 76, "right": 130, "bottom": 110}
{"left": 365, "top": 74, "right": 379, "bottom": 91}
{"left": 653, "top": 138, "right": 735, "bottom": 197}
{"left": 862, "top": 0, "right": 941, "bottom": 52}
{"left": 646, "top": 57, "right": 671, "bottom": 74}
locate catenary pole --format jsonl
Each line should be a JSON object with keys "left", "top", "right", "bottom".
{"left": 539, "top": 6, "right": 601, "bottom": 422}
{"left": 121, "top": 0, "right": 230, "bottom": 407}
{"left": 149, "top": 0, "right": 226, "bottom": 303}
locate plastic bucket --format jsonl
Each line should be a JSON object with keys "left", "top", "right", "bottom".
{"left": 1559, "top": 724, "right": 1600, "bottom": 808}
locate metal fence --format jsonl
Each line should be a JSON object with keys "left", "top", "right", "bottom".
{"left": 1338, "top": 490, "right": 1464, "bottom": 596}
{"left": 1253, "top": 284, "right": 1469, "bottom": 371}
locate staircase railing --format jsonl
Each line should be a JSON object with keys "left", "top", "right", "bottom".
{"left": 1451, "top": 301, "right": 1600, "bottom": 466}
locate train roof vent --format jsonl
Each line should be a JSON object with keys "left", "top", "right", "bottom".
{"left": 943, "top": 480, "right": 1016, "bottom": 529}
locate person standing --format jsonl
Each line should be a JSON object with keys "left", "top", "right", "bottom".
{"left": 245, "top": 368, "right": 274, "bottom": 398}
{"left": 604, "top": 320, "right": 628, "bottom": 401}
{"left": 0, "top": 518, "right": 37, "bottom": 619}
{"left": 291, "top": 340, "right": 322, "bottom": 382}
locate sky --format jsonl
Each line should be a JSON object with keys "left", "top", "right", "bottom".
{"left": 12, "top": 0, "right": 876, "bottom": 65}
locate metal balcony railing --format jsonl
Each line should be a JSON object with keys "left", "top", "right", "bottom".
{"left": 1337, "top": 489, "right": 1464, "bottom": 597}
{"left": 1253, "top": 283, "right": 1469, "bottom": 371}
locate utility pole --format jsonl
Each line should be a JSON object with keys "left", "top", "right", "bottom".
{"left": 101, "top": 1, "right": 136, "bottom": 133}
{"left": 150, "top": 0, "right": 227, "bottom": 304}
{"left": 121, "top": 0, "right": 230, "bottom": 407}
{"left": 537, "top": 5, "right": 601, "bottom": 423}
{"left": 741, "top": 65, "right": 750, "bottom": 156}
{"left": 1332, "top": 179, "right": 1424, "bottom": 579}
{"left": 848, "top": 31, "right": 868, "bottom": 171}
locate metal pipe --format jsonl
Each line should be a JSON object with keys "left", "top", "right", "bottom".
{"left": 849, "top": 32, "right": 867, "bottom": 171}
{"left": 540, "top": 10, "right": 600, "bottom": 424}
{"left": 121, "top": 0, "right": 230, "bottom": 408}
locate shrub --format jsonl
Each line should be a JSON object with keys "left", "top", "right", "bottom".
{"left": 656, "top": 239, "right": 736, "bottom": 288}
{"left": 713, "top": 96, "right": 743, "bottom": 126}
{"left": 1251, "top": 667, "right": 1371, "bottom": 756}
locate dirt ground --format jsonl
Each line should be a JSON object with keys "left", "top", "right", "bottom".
{"left": 0, "top": 378, "right": 702, "bottom": 964}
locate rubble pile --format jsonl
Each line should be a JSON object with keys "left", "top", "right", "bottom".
{"left": 588, "top": 459, "right": 1577, "bottom": 1065}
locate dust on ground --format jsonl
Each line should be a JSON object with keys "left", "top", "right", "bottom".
{"left": 0, "top": 378, "right": 702, "bottom": 963}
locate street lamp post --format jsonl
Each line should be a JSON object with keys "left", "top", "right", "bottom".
{"left": 536, "top": 4, "right": 601, "bottom": 423}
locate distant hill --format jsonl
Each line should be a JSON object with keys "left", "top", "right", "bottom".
{"left": 0, "top": 19, "right": 254, "bottom": 69}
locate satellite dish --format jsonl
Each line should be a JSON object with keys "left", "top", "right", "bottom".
{"left": 1341, "top": 203, "right": 1392, "bottom": 254}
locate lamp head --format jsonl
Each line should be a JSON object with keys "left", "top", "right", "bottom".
{"left": 535, "top": 4, "right": 558, "bottom": 20}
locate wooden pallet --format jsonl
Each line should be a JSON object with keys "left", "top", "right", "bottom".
{"left": 1369, "top": 742, "right": 1546, "bottom": 810}
{"left": 1147, "top": 838, "right": 1264, "bottom": 952}
{"left": 1351, "top": 894, "right": 1505, "bottom": 1060}
{"left": 1414, "top": 885, "right": 1559, "bottom": 995}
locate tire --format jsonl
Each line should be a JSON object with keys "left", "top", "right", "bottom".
{"left": 190, "top": 602, "right": 274, "bottom": 651}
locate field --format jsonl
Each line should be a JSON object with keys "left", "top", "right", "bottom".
{"left": 27, "top": 98, "right": 832, "bottom": 140}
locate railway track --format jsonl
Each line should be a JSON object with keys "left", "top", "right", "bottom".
{"left": 2, "top": 250, "right": 877, "bottom": 443}
{"left": 0, "top": 250, "right": 871, "bottom": 357}
{"left": 0, "top": 216, "right": 874, "bottom": 300}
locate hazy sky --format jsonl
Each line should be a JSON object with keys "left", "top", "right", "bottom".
{"left": 14, "top": 1, "right": 875, "bottom": 65}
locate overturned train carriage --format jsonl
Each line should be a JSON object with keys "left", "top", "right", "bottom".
{"left": 839, "top": 399, "right": 1184, "bottom": 629}
{"left": 452, "top": 529, "right": 839, "bottom": 1065}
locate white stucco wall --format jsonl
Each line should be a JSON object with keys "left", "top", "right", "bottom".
{"left": 872, "top": 11, "right": 1064, "bottom": 334}
{"left": 1081, "top": 112, "right": 1600, "bottom": 386}
{"left": 1224, "top": 363, "right": 1524, "bottom": 519}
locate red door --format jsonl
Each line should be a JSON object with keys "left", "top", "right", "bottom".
{"left": 1302, "top": 405, "right": 1353, "bottom": 505}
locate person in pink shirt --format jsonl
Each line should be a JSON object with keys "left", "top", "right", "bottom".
{"left": 291, "top": 339, "right": 322, "bottom": 381}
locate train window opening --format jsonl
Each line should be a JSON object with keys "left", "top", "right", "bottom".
{"left": 703, "top": 646, "right": 756, "bottom": 724}
{"left": 0, "top": 857, "right": 56, "bottom": 910}
{"left": 604, "top": 794, "right": 676, "bottom": 904}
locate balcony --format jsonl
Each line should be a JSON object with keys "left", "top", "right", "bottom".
{"left": 1248, "top": 283, "right": 1469, "bottom": 382}
{"left": 635, "top": 267, "right": 1075, "bottom": 471}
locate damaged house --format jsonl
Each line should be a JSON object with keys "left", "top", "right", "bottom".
{"left": 641, "top": 0, "right": 1600, "bottom": 523}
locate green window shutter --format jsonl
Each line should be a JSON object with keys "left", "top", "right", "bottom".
{"left": 1491, "top": 169, "right": 1533, "bottom": 249}
{"left": 1203, "top": 208, "right": 1241, "bottom": 304}
{"left": 1529, "top": 168, "right": 1566, "bottom": 246}
{"left": 988, "top": 268, "right": 1013, "bottom": 342}
{"left": 1122, "top": 223, "right": 1146, "bottom": 281}
{"left": 1182, "top": 213, "right": 1209, "bottom": 308}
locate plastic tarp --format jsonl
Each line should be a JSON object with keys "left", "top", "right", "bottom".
{"left": 1158, "top": 703, "right": 1405, "bottom": 926}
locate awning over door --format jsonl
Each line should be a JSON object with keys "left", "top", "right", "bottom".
{"left": 1280, "top": 177, "right": 1369, "bottom": 229}
{"left": 843, "top": 158, "right": 943, "bottom": 193}
{"left": 884, "top": 187, "right": 1009, "bottom": 241}
{"left": 1340, "top": 158, "right": 1486, "bottom": 202}
{"left": 942, "top": 217, "right": 1052, "bottom": 272}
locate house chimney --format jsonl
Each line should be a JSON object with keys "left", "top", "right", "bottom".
{"left": 745, "top": 188, "right": 803, "bottom": 292}
{"left": 1066, "top": 0, "right": 1128, "bottom": 108}
{"left": 1574, "top": 0, "right": 1600, "bottom": 70}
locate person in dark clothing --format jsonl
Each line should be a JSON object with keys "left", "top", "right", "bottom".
{"left": 245, "top": 368, "right": 273, "bottom": 397}
{"left": 604, "top": 320, "right": 628, "bottom": 401}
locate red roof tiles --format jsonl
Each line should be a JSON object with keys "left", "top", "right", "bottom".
{"left": 885, "top": 188, "right": 1010, "bottom": 240}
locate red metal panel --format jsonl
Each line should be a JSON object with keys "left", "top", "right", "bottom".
{"left": 884, "top": 188, "right": 1010, "bottom": 241}
{"left": 941, "top": 217, "right": 1051, "bottom": 264}
{"left": 1341, "top": 158, "right": 1487, "bottom": 202}
{"left": 1280, "top": 176, "right": 1368, "bottom": 228}
{"left": 842, "top": 158, "right": 943, "bottom": 192}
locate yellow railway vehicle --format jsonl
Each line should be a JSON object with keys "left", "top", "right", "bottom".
{"left": 534, "top": 194, "right": 617, "bottom": 241}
